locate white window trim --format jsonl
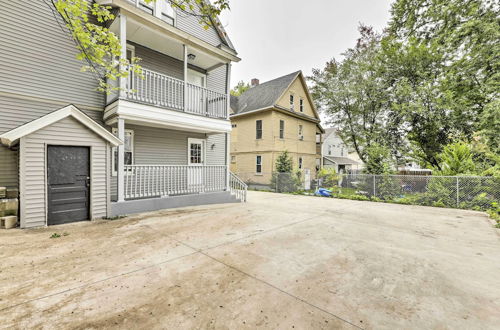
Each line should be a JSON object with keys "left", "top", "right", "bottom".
{"left": 126, "top": 44, "right": 135, "bottom": 62}
{"left": 298, "top": 157, "right": 303, "bottom": 169}
{"left": 154, "top": 0, "right": 176, "bottom": 25}
{"left": 112, "top": 128, "right": 134, "bottom": 176}
{"left": 299, "top": 98, "right": 304, "bottom": 112}
{"left": 298, "top": 125, "right": 303, "bottom": 140}
{"left": 289, "top": 93, "right": 294, "bottom": 110}
{"left": 188, "top": 138, "right": 206, "bottom": 166}
{"left": 256, "top": 155, "right": 262, "bottom": 174}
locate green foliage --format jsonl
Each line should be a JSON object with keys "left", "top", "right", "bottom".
{"left": 48, "top": 0, "right": 229, "bottom": 93}
{"left": 230, "top": 80, "right": 250, "bottom": 96}
{"left": 364, "top": 143, "right": 394, "bottom": 174}
{"left": 433, "top": 141, "right": 475, "bottom": 176}
{"left": 317, "top": 168, "right": 339, "bottom": 187}
{"left": 308, "top": 25, "right": 403, "bottom": 165}
{"left": 270, "top": 151, "right": 301, "bottom": 192}
{"left": 274, "top": 151, "right": 294, "bottom": 173}
{"left": 309, "top": 0, "right": 500, "bottom": 168}
{"left": 50, "top": 233, "right": 61, "bottom": 239}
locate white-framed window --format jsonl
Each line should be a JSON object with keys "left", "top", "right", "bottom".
{"left": 139, "top": 0, "right": 154, "bottom": 14}
{"left": 188, "top": 138, "right": 205, "bottom": 165}
{"left": 316, "top": 158, "right": 321, "bottom": 171}
{"left": 298, "top": 124, "right": 303, "bottom": 140}
{"left": 341, "top": 147, "right": 344, "bottom": 156}
{"left": 256, "top": 155, "right": 262, "bottom": 173}
{"left": 298, "top": 157, "right": 303, "bottom": 169}
{"left": 158, "top": 0, "right": 175, "bottom": 25}
{"left": 256, "top": 120, "right": 263, "bottom": 139}
{"left": 279, "top": 120, "right": 285, "bottom": 139}
{"left": 112, "top": 128, "right": 134, "bottom": 175}
{"left": 289, "top": 93, "right": 294, "bottom": 110}
{"left": 231, "top": 155, "right": 236, "bottom": 163}
{"left": 299, "top": 98, "right": 304, "bottom": 112}
{"left": 126, "top": 44, "right": 135, "bottom": 63}
{"left": 328, "top": 145, "right": 332, "bottom": 155}
{"left": 187, "top": 69, "right": 206, "bottom": 87}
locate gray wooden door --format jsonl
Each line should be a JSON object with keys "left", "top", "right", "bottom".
{"left": 47, "top": 146, "right": 90, "bottom": 225}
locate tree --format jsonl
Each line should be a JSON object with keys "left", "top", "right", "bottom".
{"left": 432, "top": 141, "right": 475, "bottom": 176}
{"left": 274, "top": 150, "right": 294, "bottom": 173}
{"left": 230, "top": 80, "right": 250, "bottom": 96}
{"left": 271, "top": 151, "right": 301, "bottom": 192}
{"left": 308, "top": 25, "right": 405, "bottom": 167}
{"left": 44, "top": 0, "right": 230, "bottom": 93}
{"left": 387, "top": 0, "right": 500, "bottom": 159}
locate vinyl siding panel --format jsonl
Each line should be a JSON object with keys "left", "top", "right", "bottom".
{"left": 0, "top": 1, "right": 104, "bottom": 108}
{"left": 206, "top": 65, "right": 227, "bottom": 94}
{"left": 206, "top": 134, "right": 226, "bottom": 165}
{"left": 109, "top": 125, "right": 226, "bottom": 199}
{"left": 175, "top": 8, "right": 223, "bottom": 47}
{"left": 0, "top": 95, "right": 104, "bottom": 189}
{"left": 20, "top": 117, "right": 108, "bottom": 228}
{"left": 134, "top": 43, "right": 184, "bottom": 80}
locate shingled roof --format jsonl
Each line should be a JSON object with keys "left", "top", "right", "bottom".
{"left": 231, "top": 71, "right": 301, "bottom": 115}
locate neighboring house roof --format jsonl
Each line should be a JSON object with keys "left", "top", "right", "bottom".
{"left": 322, "top": 127, "right": 338, "bottom": 140}
{"left": 0, "top": 105, "right": 122, "bottom": 147}
{"left": 230, "top": 71, "right": 323, "bottom": 132}
{"left": 231, "top": 71, "right": 301, "bottom": 115}
{"left": 323, "top": 156, "right": 359, "bottom": 165}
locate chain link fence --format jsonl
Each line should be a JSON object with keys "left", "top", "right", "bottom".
{"left": 236, "top": 172, "right": 500, "bottom": 211}
{"left": 337, "top": 174, "right": 499, "bottom": 210}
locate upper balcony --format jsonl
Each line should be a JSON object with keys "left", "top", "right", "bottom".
{"left": 126, "top": 67, "right": 227, "bottom": 119}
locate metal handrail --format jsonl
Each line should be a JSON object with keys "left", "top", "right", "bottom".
{"left": 229, "top": 172, "right": 248, "bottom": 202}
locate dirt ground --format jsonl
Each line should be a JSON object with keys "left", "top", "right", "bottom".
{"left": 1, "top": 191, "right": 499, "bottom": 329}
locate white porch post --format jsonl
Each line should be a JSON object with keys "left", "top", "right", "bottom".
{"left": 119, "top": 14, "right": 127, "bottom": 99}
{"left": 117, "top": 118, "right": 125, "bottom": 202}
{"left": 225, "top": 63, "right": 232, "bottom": 190}
{"left": 183, "top": 44, "right": 188, "bottom": 110}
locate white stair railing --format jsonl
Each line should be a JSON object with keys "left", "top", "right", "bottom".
{"left": 229, "top": 172, "right": 248, "bottom": 202}
{"left": 123, "top": 165, "right": 227, "bottom": 199}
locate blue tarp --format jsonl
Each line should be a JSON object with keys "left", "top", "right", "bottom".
{"left": 315, "top": 188, "right": 332, "bottom": 197}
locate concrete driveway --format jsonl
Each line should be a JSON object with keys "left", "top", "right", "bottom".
{"left": 1, "top": 191, "right": 499, "bottom": 329}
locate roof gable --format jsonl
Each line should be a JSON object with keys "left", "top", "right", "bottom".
{"left": 0, "top": 105, "right": 122, "bottom": 147}
{"left": 231, "top": 71, "right": 300, "bottom": 115}
{"left": 231, "top": 71, "right": 321, "bottom": 125}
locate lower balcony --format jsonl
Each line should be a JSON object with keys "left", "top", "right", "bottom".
{"left": 123, "top": 164, "right": 227, "bottom": 199}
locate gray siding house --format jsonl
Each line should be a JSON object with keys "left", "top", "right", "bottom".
{"left": 0, "top": 0, "right": 246, "bottom": 228}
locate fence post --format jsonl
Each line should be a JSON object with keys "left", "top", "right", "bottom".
{"left": 456, "top": 177, "right": 459, "bottom": 207}
{"left": 373, "top": 175, "right": 376, "bottom": 197}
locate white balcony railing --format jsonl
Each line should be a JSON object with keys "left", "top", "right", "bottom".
{"left": 126, "top": 68, "right": 227, "bottom": 119}
{"left": 124, "top": 165, "right": 227, "bottom": 199}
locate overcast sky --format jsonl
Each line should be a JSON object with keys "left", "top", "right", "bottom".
{"left": 219, "top": 0, "right": 394, "bottom": 88}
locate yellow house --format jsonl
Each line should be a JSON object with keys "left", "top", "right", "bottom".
{"left": 230, "top": 71, "right": 323, "bottom": 186}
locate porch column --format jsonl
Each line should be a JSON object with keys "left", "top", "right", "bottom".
{"left": 225, "top": 63, "right": 232, "bottom": 190}
{"left": 183, "top": 44, "right": 188, "bottom": 110}
{"left": 226, "top": 63, "right": 231, "bottom": 120}
{"left": 225, "top": 132, "right": 231, "bottom": 191}
{"left": 119, "top": 13, "right": 127, "bottom": 99}
{"left": 117, "top": 118, "right": 125, "bottom": 202}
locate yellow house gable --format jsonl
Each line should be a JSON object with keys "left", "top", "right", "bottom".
{"left": 275, "top": 74, "right": 319, "bottom": 120}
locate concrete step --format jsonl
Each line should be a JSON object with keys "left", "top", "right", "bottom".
{"left": 0, "top": 215, "right": 18, "bottom": 229}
